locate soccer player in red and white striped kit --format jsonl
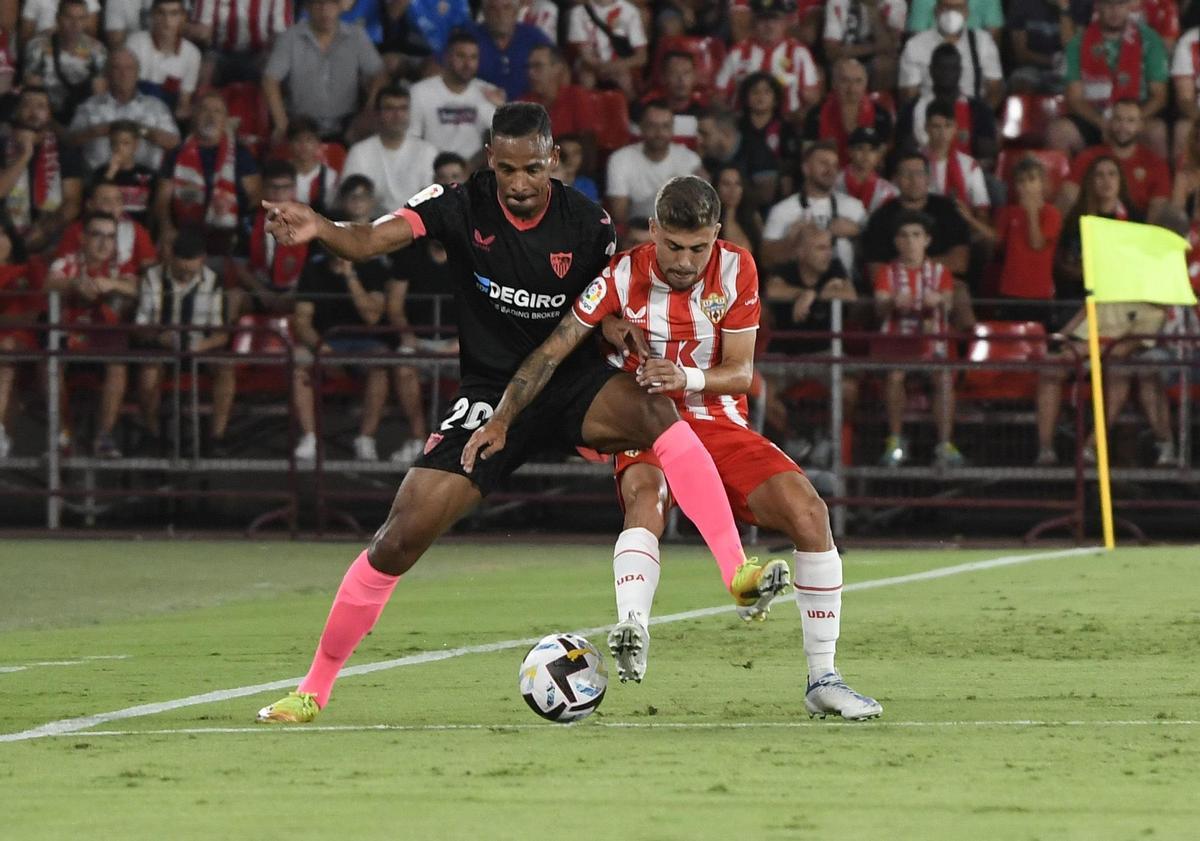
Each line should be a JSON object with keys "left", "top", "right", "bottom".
{"left": 464, "top": 176, "right": 881, "bottom": 720}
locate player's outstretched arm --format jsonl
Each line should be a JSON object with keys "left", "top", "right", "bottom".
{"left": 460, "top": 313, "right": 596, "bottom": 472}
{"left": 263, "top": 201, "right": 416, "bottom": 261}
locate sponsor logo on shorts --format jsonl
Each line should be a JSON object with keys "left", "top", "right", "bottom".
{"left": 624, "top": 449, "right": 641, "bottom": 458}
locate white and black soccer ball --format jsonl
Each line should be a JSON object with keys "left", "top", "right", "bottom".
{"left": 518, "top": 633, "right": 608, "bottom": 723}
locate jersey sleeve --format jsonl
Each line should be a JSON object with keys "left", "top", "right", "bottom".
{"left": 721, "top": 251, "right": 761, "bottom": 333}
{"left": 394, "top": 182, "right": 465, "bottom": 244}
{"left": 572, "top": 256, "right": 624, "bottom": 328}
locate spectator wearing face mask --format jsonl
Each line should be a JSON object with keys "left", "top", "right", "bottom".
{"left": 898, "top": 0, "right": 1004, "bottom": 110}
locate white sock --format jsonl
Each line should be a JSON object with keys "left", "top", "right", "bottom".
{"left": 793, "top": 548, "right": 843, "bottom": 682}
{"left": 613, "top": 527, "right": 661, "bottom": 629}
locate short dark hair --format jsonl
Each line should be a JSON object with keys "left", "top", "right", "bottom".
{"left": 18, "top": 85, "right": 50, "bottom": 105}
{"left": 88, "top": 177, "right": 122, "bottom": 198}
{"left": 1111, "top": 97, "right": 1141, "bottom": 114}
{"left": 338, "top": 174, "right": 375, "bottom": 198}
{"left": 446, "top": 30, "right": 479, "bottom": 51}
{"left": 803, "top": 139, "right": 839, "bottom": 162}
{"left": 433, "top": 151, "right": 467, "bottom": 171}
{"left": 529, "top": 43, "right": 564, "bottom": 64}
{"left": 931, "top": 42, "right": 961, "bottom": 65}
{"left": 109, "top": 119, "right": 140, "bottom": 139}
{"left": 491, "top": 102, "right": 552, "bottom": 142}
{"left": 151, "top": 0, "right": 185, "bottom": 8}
{"left": 376, "top": 83, "right": 410, "bottom": 110}
{"left": 262, "top": 159, "right": 297, "bottom": 182}
{"left": 172, "top": 228, "right": 206, "bottom": 259}
{"left": 925, "top": 97, "right": 957, "bottom": 124}
{"left": 893, "top": 148, "right": 930, "bottom": 173}
{"left": 58, "top": 0, "right": 89, "bottom": 15}
{"left": 662, "top": 49, "right": 696, "bottom": 66}
{"left": 640, "top": 99, "right": 673, "bottom": 119}
{"left": 893, "top": 209, "right": 935, "bottom": 236}
{"left": 655, "top": 175, "right": 721, "bottom": 230}
{"left": 82, "top": 210, "right": 118, "bottom": 230}
{"left": 1012, "top": 155, "right": 1046, "bottom": 181}
{"left": 699, "top": 104, "right": 738, "bottom": 133}
{"left": 286, "top": 115, "right": 321, "bottom": 142}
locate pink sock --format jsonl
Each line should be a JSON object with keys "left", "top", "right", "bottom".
{"left": 297, "top": 549, "right": 399, "bottom": 707}
{"left": 652, "top": 421, "right": 745, "bottom": 588}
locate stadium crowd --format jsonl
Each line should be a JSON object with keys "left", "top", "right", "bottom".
{"left": 1, "top": 0, "right": 1198, "bottom": 469}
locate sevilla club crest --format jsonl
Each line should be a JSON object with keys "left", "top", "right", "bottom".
{"left": 550, "top": 252, "right": 573, "bottom": 279}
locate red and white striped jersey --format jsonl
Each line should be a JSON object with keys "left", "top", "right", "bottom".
{"left": 873, "top": 260, "right": 953, "bottom": 337}
{"left": 714, "top": 38, "right": 818, "bottom": 115}
{"left": 192, "top": 0, "right": 292, "bottom": 54}
{"left": 572, "top": 240, "right": 761, "bottom": 425}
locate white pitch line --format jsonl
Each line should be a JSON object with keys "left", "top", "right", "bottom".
{"left": 0, "top": 546, "right": 1100, "bottom": 744}
{"left": 38, "top": 719, "right": 1200, "bottom": 739}
{"left": 0, "top": 655, "right": 131, "bottom": 674}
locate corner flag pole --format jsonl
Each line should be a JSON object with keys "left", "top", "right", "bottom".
{"left": 1079, "top": 215, "right": 1196, "bottom": 550}
{"left": 1082, "top": 295, "right": 1116, "bottom": 550}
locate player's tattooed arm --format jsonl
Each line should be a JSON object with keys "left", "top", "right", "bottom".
{"left": 460, "top": 314, "right": 595, "bottom": 472}
{"left": 262, "top": 201, "right": 416, "bottom": 261}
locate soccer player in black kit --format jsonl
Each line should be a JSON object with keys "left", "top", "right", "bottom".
{"left": 255, "top": 104, "right": 789, "bottom": 723}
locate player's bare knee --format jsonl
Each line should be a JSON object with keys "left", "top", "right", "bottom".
{"left": 368, "top": 521, "right": 420, "bottom": 575}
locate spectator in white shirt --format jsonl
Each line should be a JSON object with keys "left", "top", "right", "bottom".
{"left": 762, "top": 139, "right": 867, "bottom": 277}
{"left": 567, "top": 0, "right": 648, "bottom": 98}
{"left": 125, "top": 0, "right": 201, "bottom": 121}
{"left": 21, "top": 0, "right": 100, "bottom": 40}
{"left": 342, "top": 84, "right": 439, "bottom": 215}
{"left": 605, "top": 100, "right": 702, "bottom": 227}
{"left": 409, "top": 31, "right": 502, "bottom": 165}
{"left": 104, "top": 0, "right": 154, "bottom": 47}
{"left": 823, "top": 0, "right": 907, "bottom": 91}
{"left": 923, "top": 97, "right": 989, "bottom": 219}
{"left": 898, "top": 0, "right": 1004, "bottom": 109}
{"left": 67, "top": 47, "right": 180, "bottom": 172}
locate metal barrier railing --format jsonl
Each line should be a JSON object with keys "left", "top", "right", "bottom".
{"left": 2, "top": 292, "right": 1198, "bottom": 540}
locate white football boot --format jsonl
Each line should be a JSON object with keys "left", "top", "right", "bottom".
{"left": 804, "top": 672, "right": 883, "bottom": 721}
{"left": 607, "top": 612, "right": 649, "bottom": 683}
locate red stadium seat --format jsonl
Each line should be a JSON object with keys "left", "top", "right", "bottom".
{"left": 233, "top": 315, "right": 293, "bottom": 393}
{"left": 591, "top": 89, "right": 632, "bottom": 152}
{"left": 220, "top": 82, "right": 271, "bottom": 157}
{"left": 649, "top": 35, "right": 727, "bottom": 92}
{"left": 1000, "top": 94, "right": 1064, "bottom": 148}
{"left": 959, "top": 321, "right": 1047, "bottom": 402}
{"left": 996, "top": 148, "right": 1071, "bottom": 202}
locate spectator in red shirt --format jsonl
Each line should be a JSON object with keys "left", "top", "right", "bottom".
{"left": 519, "top": 45, "right": 592, "bottom": 139}
{"left": 1056, "top": 154, "right": 1135, "bottom": 300}
{"left": 873, "top": 208, "right": 964, "bottom": 469}
{"left": 977, "top": 157, "right": 1064, "bottom": 324}
{"left": 57, "top": 180, "right": 158, "bottom": 277}
{"left": 44, "top": 211, "right": 140, "bottom": 459}
{"left": 0, "top": 218, "right": 37, "bottom": 459}
{"left": 636, "top": 50, "right": 709, "bottom": 148}
{"left": 1058, "top": 98, "right": 1170, "bottom": 220}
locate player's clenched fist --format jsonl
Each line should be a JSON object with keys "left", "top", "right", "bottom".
{"left": 461, "top": 419, "right": 509, "bottom": 473}
{"left": 637, "top": 359, "right": 686, "bottom": 394}
{"left": 263, "top": 200, "right": 319, "bottom": 245}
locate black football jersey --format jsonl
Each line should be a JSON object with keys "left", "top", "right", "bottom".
{"left": 396, "top": 170, "right": 616, "bottom": 381}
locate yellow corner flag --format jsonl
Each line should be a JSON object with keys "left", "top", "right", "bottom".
{"left": 1081, "top": 215, "right": 1198, "bottom": 305}
{"left": 1079, "top": 216, "right": 1196, "bottom": 550}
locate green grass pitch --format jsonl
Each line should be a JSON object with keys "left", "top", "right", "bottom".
{"left": 1, "top": 539, "right": 1198, "bottom": 840}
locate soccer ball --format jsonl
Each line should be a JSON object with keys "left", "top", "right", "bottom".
{"left": 518, "top": 633, "right": 608, "bottom": 722}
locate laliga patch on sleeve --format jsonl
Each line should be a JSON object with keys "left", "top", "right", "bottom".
{"left": 405, "top": 183, "right": 444, "bottom": 207}
{"left": 577, "top": 276, "right": 607, "bottom": 315}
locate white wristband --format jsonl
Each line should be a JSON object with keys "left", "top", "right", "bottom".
{"left": 682, "top": 366, "right": 706, "bottom": 393}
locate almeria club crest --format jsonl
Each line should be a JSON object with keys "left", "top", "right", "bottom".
{"left": 550, "top": 252, "right": 573, "bottom": 279}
